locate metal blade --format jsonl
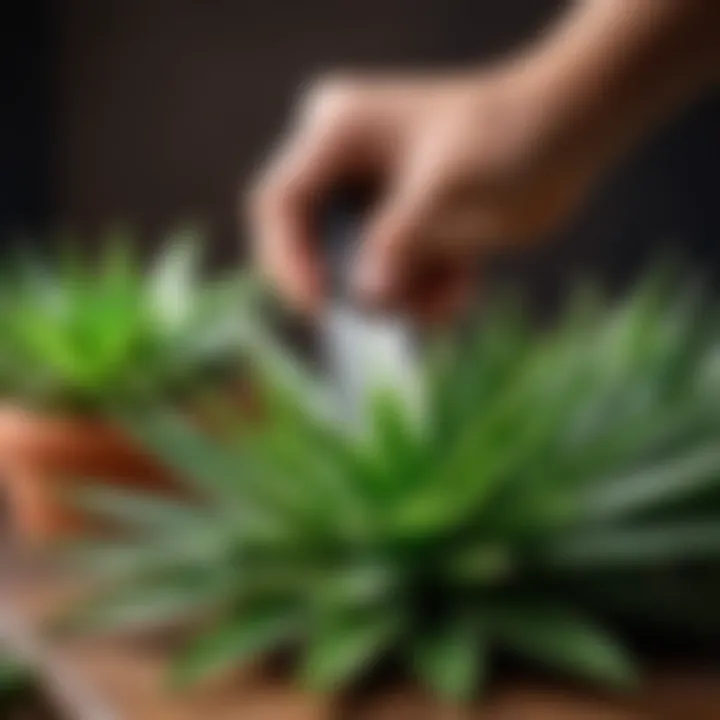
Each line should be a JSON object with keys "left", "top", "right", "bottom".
{"left": 320, "top": 192, "right": 421, "bottom": 433}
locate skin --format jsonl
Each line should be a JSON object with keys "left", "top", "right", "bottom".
{"left": 248, "top": 0, "right": 720, "bottom": 323}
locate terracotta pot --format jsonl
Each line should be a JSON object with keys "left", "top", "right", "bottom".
{"left": 0, "top": 405, "right": 175, "bottom": 544}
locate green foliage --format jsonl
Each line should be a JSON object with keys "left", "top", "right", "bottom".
{"left": 0, "top": 651, "right": 31, "bottom": 701}
{"left": 65, "top": 272, "right": 720, "bottom": 701}
{"left": 0, "top": 230, "right": 257, "bottom": 412}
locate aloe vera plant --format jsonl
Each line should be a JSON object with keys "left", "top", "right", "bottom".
{"left": 66, "top": 273, "right": 720, "bottom": 701}
{"left": 0, "top": 232, "right": 256, "bottom": 411}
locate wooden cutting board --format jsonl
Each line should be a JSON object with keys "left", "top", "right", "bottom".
{"left": 2, "top": 549, "right": 719, "bottom": 720}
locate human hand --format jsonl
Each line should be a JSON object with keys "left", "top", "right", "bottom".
{"left": 248, "top": 3, "right": 719, "bottom": 322}
{"left": 250, "top": 69, "right": 599, "bottom": 321}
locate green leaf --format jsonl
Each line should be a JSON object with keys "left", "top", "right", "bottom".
{"left": 115, "top": 410, "right": 306, "bottom": 540}
{"left": 365, "top": 386, "right": 424, "bottom": 491}
{"left": 580, "top": 445, "right": 720, "bottom": 522}
{"left": 112, "top": 409, "right": 241, "bottom": 500}
{"left": 148, "top": 231, "right": 202, "bottom": 331}
{"left": 172, "top": 603, "right": 299, "bottom": 687}
{"left": 58, "top": 573, "right": 232, "bottom": 636}
{"left": 412, "top": 616, "right": 486, "bottom": 702}
{"left": 444, "top": 543, "right": 513, "bottom": 585}
{"left": 311, "top": 563, "right": 397, "bottom": 610}
{"left": 491, "top": 603, "right": 638, "bottom": 690}
{"left": 256, "top": 419, "right": 375, "bottom": 537}
{"left": 394, "top": 344, "right": 543, "bottom": 535}
{"left": 11, "top": 312, "right": 81, "bottom": 380}
{"left": 63, "top": 536, "right": 230, "bottom": 583}
{"left": 542, "top": 521, "right": 720, "bottom": 569}
{"left": 0, "top": 229, "right": 255, "bottom": 410}
{"left": 301, "top": 611, "right": 400, "bottom": 691}
{"left": 71, "top": 485, "right": 206, "bottom": 531}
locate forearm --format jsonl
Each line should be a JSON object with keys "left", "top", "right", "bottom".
{"left": 518, "top": 0, "right": 720, "bottom": 171}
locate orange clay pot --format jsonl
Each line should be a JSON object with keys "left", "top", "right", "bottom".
{"left": 0, "top": 405, "right": 175, "bottom": 545}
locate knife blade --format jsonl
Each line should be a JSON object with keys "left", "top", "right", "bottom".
{"left": 321, "top": 193, "right": 421, "bottom": 435}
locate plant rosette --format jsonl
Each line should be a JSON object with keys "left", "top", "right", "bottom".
{"left": 63, "top": 272, "right": 720, "bottom": 703}
{"left": 0, "top": 232, "right": 260, "bottom": 543}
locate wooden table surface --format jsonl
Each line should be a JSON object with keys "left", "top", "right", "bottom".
{"left": 2, "top": 547, "right": 719, "bottom": 720}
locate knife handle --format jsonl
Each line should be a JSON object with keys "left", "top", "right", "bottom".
{"left": 323, "top": 187, "right": 375, "bottom": 299}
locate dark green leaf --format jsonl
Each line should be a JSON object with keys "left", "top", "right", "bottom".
{"left": 491, "top": 603, "right": 638, "bottom": 690}
{"left": 581, "top": 445, "right": 720, "bottom": 522}
{"left": 172, "top": 603, "right": 298, "bottom": 687}
{"left": 301, "top": 611, "right": 400, "bottom": 691}
{"left": 542, "top": 521, "right": 720, "bottom": 568}
{"left": 412, "top": 616, "right": 485, "bottom": 702}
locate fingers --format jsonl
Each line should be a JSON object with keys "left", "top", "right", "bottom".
{"left": 398, "top": 260, "right": 478, "bottom": 326}
{"left": 248, "top": 78, "right": 384, "bottom": 314}
{"left": 353, "top": 155, "right": 482, "bottom": 322}
{"left": 248, "top": 129, "right": 345, "bottom": 313}
{"left": 248, "top": 74, "right": 488, "bottom": 324}
{"left": 353, "top": 193, "right": 424, "bottom": 306}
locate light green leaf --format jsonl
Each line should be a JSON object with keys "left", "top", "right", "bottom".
{"left": 58, "top": 574, "right": 231, "bottom": 636}
{"left": 113, "top": 409, "right": 242, "bottom": 500}
{"left": 64, "top": 536, "right": 231, "bottom": 582}
{"left": 580, "top": 445, "right": 720, "bottom": 522}
{"left": 412, "top": 616, "right": 485, "bottom": 702}
{"left": 311, "top": 563, "right": 397, "bottom": 610}
{"left": 70, "top": 485, "right": 206, "bottom": 530}
{"left": 148, "top": 231, "right": 202, "bottom": 331}
{"left": 301, "top": 611, "right": 400, "bottom": 691}
{"left": 542, "top": 521, "right": 720, "bottom": 568}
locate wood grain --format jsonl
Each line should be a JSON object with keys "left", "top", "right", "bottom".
{"left": 2, "top": 551, "right": 719, "bottom": 720}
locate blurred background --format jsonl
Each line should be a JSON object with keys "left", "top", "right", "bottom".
{"left": 2, "top": 0, "right": 719, "bottom": 304}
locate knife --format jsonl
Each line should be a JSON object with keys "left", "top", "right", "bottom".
{"left": 321, "top": 191, "right": 422, "bottom": 435}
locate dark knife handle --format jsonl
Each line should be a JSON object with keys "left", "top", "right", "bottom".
{"left": 323, "top": 187, "right": 375, "bottom": 299}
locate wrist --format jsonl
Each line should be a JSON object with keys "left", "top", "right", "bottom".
{"left": 511, "top": 0, "right": 720, "bottom": 173}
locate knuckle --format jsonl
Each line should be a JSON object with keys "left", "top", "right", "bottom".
{"left": 301, "top": 73, "right": 366, "bottom": 123}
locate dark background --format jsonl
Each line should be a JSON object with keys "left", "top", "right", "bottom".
{"left": 2, "top": 0, "right": 719, "bottom": 302}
